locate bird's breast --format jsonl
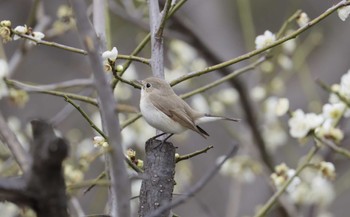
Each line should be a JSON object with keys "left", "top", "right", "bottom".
{"left": 140, "top": 96, "right": 185, "bottom": 134}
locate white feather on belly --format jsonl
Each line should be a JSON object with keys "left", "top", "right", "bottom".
{"left": 140, "top": 95, "right": 186, "bottom": 134}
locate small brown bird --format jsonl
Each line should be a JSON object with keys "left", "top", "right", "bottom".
{"left": 137, "top": 77, "right": 239, "bottom": 142}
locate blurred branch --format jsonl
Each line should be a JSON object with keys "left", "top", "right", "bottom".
{"left": 180, "top": 56, "right": 267, "bottom": 99}
{"left": 70, "top": 197, "right": 86, "bottom": 217}
{"left": 120, "top": 113, "right": 142, "bottom": 129}
{"left": 254, "top": 145, "right": 319, "bottom": 217}
{"left": 176, "top": 145, "right": 214, "bottom": 163}
{"left": 5, "top": 77, "right": 99, "bottom": 106}
{"left": 0, "top": 112, "right": 30, "bottom": 173}
{"left": 169, "top": 0, "right": 350, "bottom": 86}
{"left": 236, "top": 0, "right": 256, "bottom": 50}
{"left": 5, "top": 78, "right": 138, "bottom": 113}
{"left": 316, "top": 78, "right": 350, "bottom": 107}
{"left": 69, "top": 1, "right": 131, "bottom": 217}
{"left": 5, "top": 77, "right": 94, "bottom": 91}
{"left": 319, "top": 138, "right": 350, "bottom": 159}
{"left": 148, "top": 144, "right": 239, "bottom": 217}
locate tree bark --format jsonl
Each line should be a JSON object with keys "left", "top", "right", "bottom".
{"left": 138, "top": 139, "right": 176, "bottom": 217}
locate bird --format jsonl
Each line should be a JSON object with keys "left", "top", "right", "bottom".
{"left": 137, "top": 77, "right": 239, "bottom": 143}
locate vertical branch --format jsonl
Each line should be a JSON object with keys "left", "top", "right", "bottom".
{"left": 93, "top": 0, "right": 108, "bottom": 50}
{"left": 69, "top": 1, "right": 131, "bottom": 217}
{"left": 148, "top": 0, "right": 164, "bottom": 79}
{"left": 138, "top": 0, "right": 176, "bottom": 216}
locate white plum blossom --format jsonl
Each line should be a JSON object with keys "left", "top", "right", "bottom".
{"left": 339, "top": 69, "right": 350, "bottom": 98}
{"left": 319, "top": 161, "right": 336, "bottom": 179}
{"left": 288, "top": 109, "right": 324, "bottom": 139}
{"left": 264, "top": 97, "right": 289, "bottom": 119}
{"left": 251, "top": 85, "right": 266, "bottom": 101}
{"left": 255, "top": 30, "right": 276, "bottom": 49}
{"left": 13, "top": 25, "right": 28, "bottom": 40}
{"left": 338, "top": 5, "right": 350, "bottom": 21}
{"left": 270, "top": 163, "right": 301, "bottom": 192}
{"left": 262, "top": 122, "right": 288, "bottom": 152}
{"left": 309, "top": 176, "right": 335, "bottom": 207}
{"left": 282, "top": 38, "right": 296, "bottom": 54}
{"left": 32, "top": 31, "right": 45, "bottom": 41}
{"left": 217, "top": 88, "right": 239, "bottom": 105}
{"left": 315, "top": 119, "right": 344, "bottom": 143}
{"left": 102, "top": 47, "right": 118, "bottom": 61}
{"left": 191, "top": 94, "right": 209, "bottom": 113}
{"left": 277, "top": 55, "right": 293, "bottom": 70}
{"left": 93, "top": 135, "right": 108, "bottom": 148}
{"left": 297, "top": 12, "right": 310, "bottom": 27}
{"left": 218, "top": 155, "right": 261, "bottom": 183}
{"left": 322, "top": 103, "right": 345, "bottom": 121}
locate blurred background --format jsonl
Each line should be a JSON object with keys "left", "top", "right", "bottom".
{"left": 0, "top": 0, "right": 350, "bottom": 216}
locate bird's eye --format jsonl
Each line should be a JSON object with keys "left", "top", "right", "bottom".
{"left": 146, "top": 83, "right": 152, "bottom": 88}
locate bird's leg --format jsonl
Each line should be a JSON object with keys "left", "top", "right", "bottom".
{"left": 153, "top": 133, "right": 174, "bottom": 149}
{"left": 162, "top": 133, "right": 174, "bottom": 143}
{"left": 150, "top": 132, "right": 166, "bottom": 141}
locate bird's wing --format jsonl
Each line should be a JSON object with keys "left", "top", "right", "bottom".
{"left": 150, "top": 94, "right": 209, "bottom": 138}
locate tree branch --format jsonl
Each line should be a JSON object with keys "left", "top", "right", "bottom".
{"left": 176, "top": 145, "right": 214, "bottom": 163}
{"left": 254, "top": 145, "right": 319, "bottom": 217}
{"left": 69, "top": 1, "right": 131, "bottom": 217}
{"left": 169, "top": 0, "right": 350, "bottom": 86}
{"left": 147, "top": 144, "right": 239, "bottom": 217}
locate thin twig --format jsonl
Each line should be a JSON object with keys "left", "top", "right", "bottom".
{"left": 64, "top": 95, "right": 107, "bottom": 139}
{"left": 147, "top": 144, "right": 239, "bottom": 217}
{"left": 176, "top": 145, "right": 214, "bottom": 163}
{"left": 111, "top": 65, "right": 141, "bottom": 89}
{"left": 180, "top": 57, "right": 266, "bottom": 99}
{"left": 254, "top": 145, "right": 319, "bottom": 217}
{"left": 14, "top": 32, "right": 88, "bottom": 55}
{"left": 67, "top": 179, "right": 111, "bottom": 191}
{"left": 5, "top": 78, "right": 99, "bottom": 106}
{"left": 118, "top": 54, "right": 150, "bottom": 65}
{"left": 156, "top": 0, "right": 172, "bottom": 37}
{"left": 5, "top": 78, "right": 138, "bottom": 113}
{"left": 316, "top": 78, "right": 350, "bottom": 107}
{"left": 5, "top": 78, "right": 94, "bottom": 91}
{"left": 276, "top": 10, "right": 302, "bottom": 38}
{"left": 319, "top": 138, "right": 350, "bottom": 159}
{"left": 169, "top": 0, "right": 350, "bottom": 86}
{"left": 120, "top": 113, "right": 142, "bottom": 129}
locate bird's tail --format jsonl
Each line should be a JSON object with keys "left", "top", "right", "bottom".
{"left": 195, "top": 114, "right": 240, "bottom": 124}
